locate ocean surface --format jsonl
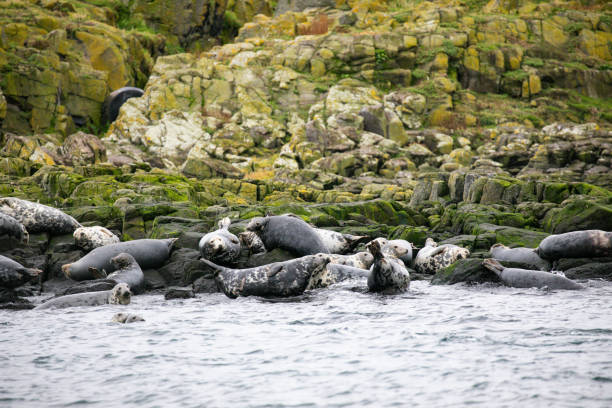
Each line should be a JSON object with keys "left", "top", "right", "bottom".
{"left": 1, "top": 279, "right": 611, "bottom": 407}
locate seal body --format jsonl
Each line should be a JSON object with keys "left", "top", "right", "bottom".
{"left": 372, "top": 239, "right": 413, "bottom": 267}
{"left": 490, "top": 244, "right": 551, "bottom": 271}
{"left": 199, "top": 217, "right": 241, "bottom": 265}
{"left": 307, "top": 263, "right": 370, "bottom": 290}
{"left": 0, "top": 197, "right": 81, "bottom": 234}
{"left": 62, "top": 238, "right": 176, "bottom": 281}
{"left": 239, "top": 231, "right": 266, "bottom": 254}
{"left": 366, "top": 240, "right": 410, "bottom": 293}
{"left": 102, "top": 86, "right": 144, "bottom": 124}
{"left": 0, "top": 255, "right": 41, "bottom": 289}
{"left": 73, "top": 226, "right": 120, "bottom": 251}
{"left": 313, "top": 228, "right": 369, "bottom": 254}
{"left": 0, "top": 212, "right": 28, "bottom": 243}
{"left": 204, "top": 253, "right": 331, "bottom": 298}
{"left": 112, "top": 313, "right": 145, "bottom": 323}
{"left": 329, "top": 252, "right": 374, "bottom": 270}
{"left": 246, "top": 215, "right": 329, "bottom": 257}
{"left": 34, "top": 283, "right": 132, "bottom": 309}
{"left": 414, "top": 238, "right": 470, "bottom": 274}
{"left": 537, "top": 230, "right": 612, "bottom": 260}
{"left": 483, "top": 259, "right": 583, "bottom": 290}
{"left": 104, "top": 253, "right": 145, "bottom": 294}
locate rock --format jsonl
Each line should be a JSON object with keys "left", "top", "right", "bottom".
{"left": 164, "top": 286, "right": 195, "bottom": 300}
{"left": 431, "top": 258, "right": 501, "bottom": 285}
{"left": 563, "top": 262, "right": 612, "bottom": 281}
{"left": 543, "top": 199, "right": 612, "bottom": 234}
{"left": 62, "top": 132, "right": 107, "bottom": 166}
{"left": 245, "top": 248, "right": 295, "bottom": 267}
{"left": 193, "top": 276, "right": 219, "bottom": 293}
{"left": 275, "top": 0, "right": 335, "bottom": 16}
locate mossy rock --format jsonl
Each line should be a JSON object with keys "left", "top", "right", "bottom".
{"left": 149, "top": 216, "right": 208, "bottom": 239}
{"left": 431, "top": 258, "right": 500, "bottom": 285}
{"left": 543, "top": 199, "right": 612, "bottom": 234}
{"left": 68, "top": 206, "right": 124, "bottom": 231}
{"left": 542, "top": 182, "right": 570, "bottom": 204}
{"left": 495, "top": 227, "right": 549, "bottom": 248}
{"left": 388, "top": 225, "right": 429, "bottom": 246}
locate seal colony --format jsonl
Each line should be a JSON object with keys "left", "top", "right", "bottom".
{"left": 0, "top": 197, "right": 602, "bottom": 309}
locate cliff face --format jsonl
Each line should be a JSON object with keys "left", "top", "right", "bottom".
{"left": 0, "top": 1, "right": 611, "bottom": 277}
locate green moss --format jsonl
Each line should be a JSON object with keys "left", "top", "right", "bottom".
{"left": 523, "top": 57, "right": 544, "bottom": 67}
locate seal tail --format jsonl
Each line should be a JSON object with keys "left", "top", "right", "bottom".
{"left": 218, "top": 217, "right": 231, "bottom": 230}
{"left": 482, "top": 258, "right": 504, "bottom": 277}
{"left": 62, "top": 263, "right": 72, "bottom": 279}
{"left": 200, "top": 258, "right": 224, "bottom": 277}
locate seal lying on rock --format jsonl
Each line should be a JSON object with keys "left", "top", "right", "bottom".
{"left": 329, "top": 252, "right": 374, "bottom": 270}
{"left": 414, "top": 238, "right": 470, "bottom": 274}
{"left": 90, "top": 253, "right": 145, "bottom": 294}
{"left": 246, "top": 215, "right": 329, "bottom": 257}
{"left": 63, "top": 238, "right": 177, "bottom": 281}
{"left": 307, "top": 264, "right": 370, "bottom": 290}
{"left": 112, "top": 312, "right": 145, "bottom": 323}
{"left": 199, "top": 217, "right": 241, "bottom": 265}
{"left": 0, "top": 255, "right": 41, "bottom": 289}
{"left": 368, "top": 238, "right": 413, "bottom": 267}
{"left": 0, "top": 212, "right": 28, "bottom": 243}
{"left": 366, "top": 240, "right": 410, "bottom": 294}
{"left": 239, "top": 231, "right": 266, "bottom": 255}
{"left": 537, "top": 230, "right": 612, "bottom": 260}
{"left": 483, "top": 259, "right": 583, "bottom": 290}
{"left": 490, "top": 244, "right": 551, "bottom": 271}
{"left": 102, "top": 86, "right": 144, "bottom": 124}
{"left": 73, "top": 226, "right": 120, "bottom": 251}
{"left": 34, "top": 283, "right": 132, "bottom": 309}
{"left": 0, "top": 197, "right": 81, "bottom": 234}
{"left": 202, "top": 253, "right": 331, "bottom": 298}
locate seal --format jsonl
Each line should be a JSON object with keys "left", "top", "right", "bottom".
{"left": 490, "top": 244, "right": 551, "bottom": 271}
{"left": 62, "top": 238, "right": 177, "bottom": 281}
{"left": 329, "top": 252, "right": 374, "bottom": 270}
{"left": 0, "top": 212, "right": 28, "bottom": 243}
{"left": 34, "top": 283, "right": 132, "bottom": 309}
{"left": 414, "top": 238, "right": 470, "bottom": 274}
{"left": 312, "top": 228, "right": 369, "bottom": 254}
{"left": 239, "top": 231, "right": 266, "bottom": 255}
{"left": 0, "top": 197, "right": 81, "bottom": 234}
{"left": 306, "top": 263, "right": 370, "bottom": 290}
{"left": 536, "top": 230, "right": 612, "bottom": 261}
{"left": 73, "top": 226, "right": 120, "bottom": 252}
{"left": 91, "top": 253, "right": 145, "bottom": 294}
{"left": 199, "top": 217, "right": 241, "bottom": 265}
{"left": 202, "top": 253, "right": 331, "bottom": 298}
{"left": 368, "top": 238, "right": 413, "bottom": 267}
{"left": 483, "top": 259, "right": 583, "bottom": 290}
{"left": 112, "top": 312, "right": 145, "bottom": 323}
{"left": 102, "top": 86, "right": 144, "bottom": 124}
{"left": 366, "top": 240, "right": 410, "bottom": 293}
{"left": 0, "top": 255, "right": 41, "bottom": 289}
{"left": 246, "top": 215, "right": 329, "bottom": 257}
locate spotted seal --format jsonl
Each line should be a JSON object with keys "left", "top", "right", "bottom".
{"left": 246, "top": 215, "right": 329, "bottom": 257}
{"left": 368, "top": 238, "right": 413, "bottom": 267}
{"left": 0, "top": 197, "right": 81, "bottom": 234}
{"left": 202, "top": 253, "right": 331, "bottom": 298}
{"left": 414, "top": 238, "right": 470, "bottom": 274}
{"left": 34, "top": 283, "right": 132, "bottom": 309}
{"left": 483, "top": 259, "right": 583, "bottom": 290}
{"left": 73, "top": 226, "right": 120, "bottom": 252}
{"left": 490, "top": 244, "right": 551, "bottom": 271}
{"left": 536, "top": 230, "right": 612, "bottom": 261}
{"left": 63, "top": 238, "right": 177, "bottom": 281}
{"left": 102, "top": 86, "right": 144, "bottom": 124}
{"left": 0, "top": 212, "right": 28, "bottom": 243}
{"left": 306, "top": 263, "right": 370, "bottom": 290}
{"left": 0, "top": 255, "right": 41, "bottom": 289}
{"left": 366, "top": 240, "right": 410, "bottom": 293}
{"left": 199, "top": 217, "right": 241, "bottom": 265}
{"left": 329, "top": 252, "right": 374, "bottom": 270}
{"left": 239, "top": 231, "right": 266, "bottom": 255}
{"left": 90, "top": 253, "right": 145, "bottom": 294}
{"left": 112, "top": 312, "right": 145, "bottom": 323}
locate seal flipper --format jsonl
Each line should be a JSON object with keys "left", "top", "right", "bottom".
{"left": 218, "top": 217, "right": 231, "bottom": 230}
{"left": 89, "top": 267, "right": 107, "bottom": 279}
{"left": 482, "top": 258, "right": 504, "bottom": 277}
{"left": 343, "top": 235, "right": 371, "bottom": 252}
{"left": 266, "top": 264, "right": 284, "bottom": 278}
{"left": 200, "top": 258, "right": 227, "bottom": 277}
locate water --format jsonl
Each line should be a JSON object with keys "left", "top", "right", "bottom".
{"left": 2, "top": 280, "right": 612, "bottom": 407}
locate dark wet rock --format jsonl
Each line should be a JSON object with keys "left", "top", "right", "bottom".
{"left": 563, "top": 262, "right": 612, "bottom": 281}
{"left": 143, "top": 269, "right": 167, "bottom": 290}
{"left": 165, "top": 286, "right": 195, "bottom": 300}
{"left": 175, "top": 231, "right": 205, "bottom": 251}
{"left": 55, "top": 280, "right": 116, "bottom": 296}
{"left": 554, "top": 257, "right": 612, "bottom": 271}
{"left": 0, "top": 289, "right": 34, "bottom": 310}
{"left": 158, "top": 248, "right": 208, "bottom": 284}
{"left": 193, "top": 276, "right": 219, "bottom": 293}
{"left": 431, "top": 258, "right": 501, "bottom": 285}
{"left": 245, "top": 248, "right": 295, "bottom": 268}
{"left": 47, "top": 251, "right": 84, "bottom": 280}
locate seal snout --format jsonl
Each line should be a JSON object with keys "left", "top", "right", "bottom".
{"left": 61, "top": 264, "right": 72, "bottom": 278}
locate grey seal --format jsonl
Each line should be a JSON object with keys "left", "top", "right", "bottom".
{"left": 202, "top": 253, "right": 331, "bottom": 298}
{"left": 0, "top": 255, "right": 41, "bottom": 289}
{"left": 306, "top": 263, "right": 370, "bottom": 290}
{"left": 329, "top": 252, "right": 374, "bottom": 270}
{"left": 90, "top": 253, "right": 145, "bottom": 294}
{"left": 414, "top": 238, "right": 470, "bottom": 274}
{"left": 112, "top": 312, "right": 145, "bottom": 323}
{"left": 102, "top": 86, "right": 144, "bottom": 124}
{"left": 62, "top": 238, "right": 177, "bottom": 281}
{"left": 490, "top": 243, "right": 551, "bottom": 271}
{"left": 199, "top": 217, "right": 241, "bottom": 265}
{"left": 368, "top": 238, "right": 414, "bottom": 267}
{"left": 0, "top": 197, "right": 81, "bottom": 234}
{"left": 34, "top": 283, "right": 132, "bottom": 309}
{"left": 537, "top": 230, "right": 612, "bottom": 261}
{"left": 73, "top": 226, "right": 120, "bottom": 251}
{"left": 366, "top": 240, "right": 410, "bottom": 293}
{"left": 239, "top": 231, "right": 266, "bottom": 254}
{"left": 246, "top": 215, "right": 329, "bottom": 257}
{"left": 313, "top": 228, "right": 369, "bottom": 254}
{"left": 0, "top": 212, "right": 28, "bottom": 243}
{"left": 483, "top": 259, "right": 583, "bottom": 290}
